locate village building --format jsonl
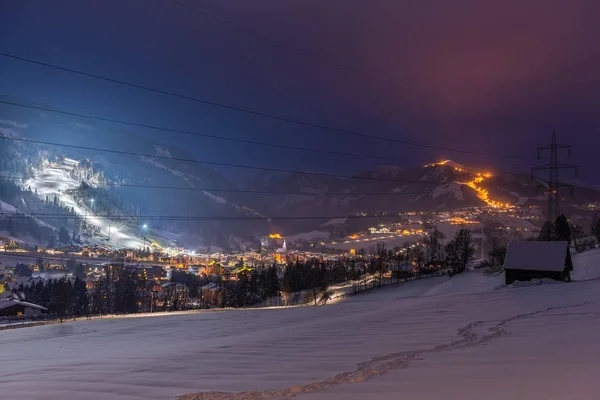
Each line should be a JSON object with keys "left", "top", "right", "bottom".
{"left": 0, "top": 294, "right": 47, "bottom": 317}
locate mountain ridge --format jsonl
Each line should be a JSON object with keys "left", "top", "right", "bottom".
{"left": 2, "top": 102, "right": 600, "bottom": 248}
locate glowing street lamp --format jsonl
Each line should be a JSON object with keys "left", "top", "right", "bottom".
{"left": 142, "top": 224, "right": 149, "bottom": 252}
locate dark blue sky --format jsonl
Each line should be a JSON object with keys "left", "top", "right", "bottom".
{"left": 1, "top": 0, "right": 599, "bottom": 183}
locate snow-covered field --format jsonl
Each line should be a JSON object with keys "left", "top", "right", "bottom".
{"left": 323, "top": 232, "right": 425, "bottom": 251}
{"left": 24, "top": 159, "right": 146, "bottom": 249}
{"left": 2, "top": 250, "right": 600, "bottom": 400}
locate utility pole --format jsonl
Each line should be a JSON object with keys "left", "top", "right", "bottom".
{"left": 531, "top": 131, "right": 578, "bottom": 223}
{"left": 108, "top": 224, "right": 111, "bottom": 241}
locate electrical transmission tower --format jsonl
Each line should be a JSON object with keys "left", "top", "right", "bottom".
{"left": 531, "top": 131, "right": 578, "bottom": 223}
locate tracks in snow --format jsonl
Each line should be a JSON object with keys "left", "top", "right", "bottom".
{"left": 176, "top": 301, "right": 596, "bottom": 400}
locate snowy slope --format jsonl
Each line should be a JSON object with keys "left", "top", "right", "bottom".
{"left": 572, "top": 248, "right": 600, "bottom": 281}
{"left": 0, "top": 199, "right": 17, "bottom": 213}
{"left": 24, "top": 159, "right": 146, "bottom": 249}
{"left": 3, "top": 267, "right": 600, "bottom": 400}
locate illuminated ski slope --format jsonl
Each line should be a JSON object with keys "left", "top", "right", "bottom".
{"left": 24, "top": 158, "right": 145, "bottom": 249}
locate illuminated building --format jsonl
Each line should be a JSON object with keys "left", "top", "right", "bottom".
{"left": 261, "top": 234, "right": 285, "bottom": 249}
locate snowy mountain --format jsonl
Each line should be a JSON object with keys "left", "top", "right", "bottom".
{"left": 0, "top": 103, "right": 268, "bottom": 250}
{"left": 2, "top": 98, "right": 600, "bottom": 247}
{"left": 240, "top": 160, "right": 600, "bottom": 237}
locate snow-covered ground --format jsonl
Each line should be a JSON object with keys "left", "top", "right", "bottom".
{"left": 2, "top": 251, "right": 600, "bottom": 400}
{"left": 24, "top": 159, "right": 146, "bottom": 249}
{"left": 572, "top": 247, "right": 600, "bottom": 281}
{"left": 0, "top": 199, "right": 17, "bottom": 213}
{"left": 323, "top": 232, "right": 425, "bottom": 251}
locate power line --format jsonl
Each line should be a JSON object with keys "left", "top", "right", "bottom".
{"left": 0, "top": 174, "right": 425, "bottom": 196}
{"left": 0, "top": 100, "right": 530, "bottom": 167}
{"left": 0, "top": 212, "right": 415, "bottom": 221}
{"left": 0, "top": 136, "right": 456, "bottom": 185}
{"left": 0, "top": 100, "right": 434, "bottom": 165}
{"left": 531, "top": 131, "right": 578, "bottom": 223}
{"left": 0, "top": 51, "right": 522, "bottom": 158}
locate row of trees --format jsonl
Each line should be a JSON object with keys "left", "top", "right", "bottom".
{"left": 591, "top": 214, "right": 600, "bottom": 243}
{"left": 13, "top": 277, "right": 88, "bottom": 322}
{"left": 539, "top": 214, "right": 600, "bottom": 252}
{"left": 538, "top": 215, "right": 572, "bottom": 242}
{"left": 486, "top": 213, "right": 600, "bottom": 267}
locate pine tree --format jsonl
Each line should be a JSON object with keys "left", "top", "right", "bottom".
{"left": 446, "top": 229, "right": 475, "bottom": 273}
{"left": 571, "top": 224, "right": 585, "bottom": 248}
{"left": 70, "top": 278, "right": 89, "bottom": 316}
{"left": 75, "top": 264, "right": 86, "bottom": 280}
{"left": 538, "top": 221, "right": 554, "bottom": 241}
{"left": 59, "top": 227, "right": 70, "bottom": 244}
{"left": 553, "top": 215, "right": 571, "bottom": 242}
{"left": 7, "top": 217, "right": 14, "bottom": 235}
{"left": 591, "top": 214, "right": 600, "bottom": 243}
{"left": 248, "top": 271, "right": 260, "bottom": 305}
{"left": 54, "top": 278, "right": 72, "bottom": 322}
{"left": 266, "top": 265, "right": 280, "bottom": 298}
{"left": 488, "top": 245, "right": 507, "bottom": 266}
{"left": 425, "top": 226, "right": 442, "bottom": 262}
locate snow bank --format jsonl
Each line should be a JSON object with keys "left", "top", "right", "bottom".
{"left": 572, "top": 248, "right": 600, "bottom": 281}
{"left": 322, "top": 218, "right": 347, "bottom": 226}
{"left": 423, "top": 271, "right": 504, "bottom": 297}
{"left": 431, "top": 183, "right": 464, "bottom": 200}
{"left": 0, "top": 199, "right": 17, "bottom": 213}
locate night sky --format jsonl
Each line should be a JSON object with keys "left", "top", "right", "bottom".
{"left": 1, "top": 0, "right": 599, "bottom": 183}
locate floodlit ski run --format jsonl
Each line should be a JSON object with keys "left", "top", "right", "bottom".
{"left": 24, "top": 158, "right": 145, "bottom": 249}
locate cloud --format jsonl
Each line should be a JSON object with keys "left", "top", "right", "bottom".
{"left": 0, "top": 127, "right": 19, "bottom": 138}
{"left": 75, "top": 122, "right": 93, "bottom": 130}
{"left": 154, "top": 145, "right": 172, "bottom": 158}
{"left": 0, "top": 120, "right": 28, "bottom": 129}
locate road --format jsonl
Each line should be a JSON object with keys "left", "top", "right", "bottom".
{"left": 0, "top": 251, "right": 170, "bottom": 267}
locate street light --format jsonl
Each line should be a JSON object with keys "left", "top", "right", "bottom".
{"left": 142, "top": 224, "right": 148, "bottom": 252}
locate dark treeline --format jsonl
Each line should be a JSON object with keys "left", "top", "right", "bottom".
{"left": 15, "top": 277, "right": 88, "bottom": 322}
{"left": 538, "top": 214, "right": 599, "bottom": 253}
